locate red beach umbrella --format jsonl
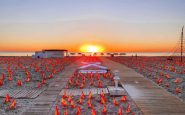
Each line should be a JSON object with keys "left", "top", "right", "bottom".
{"left": 4, "top": 94, "right": 10, "bottom": 103}
{"left": 175, "top": 87, "right": 181, "bottom": 94}
{"left": 1, "top": 73, "right": 4, "bottom": 80}
{"left": 165, "top": 74, "right": 170, "bottom": 79}
{"left": 121, "top": 95, "right": 127, "bottom": 102}
{"left": 17, "top": 79, "right": 22, "bottom": 86}
{"left": 64, "top": 109, "right": 68, "bottom": 115}
{"left": 61, "top": 98, "right": 68, "bottom": 107}
{"left": 102, "top": 105, "right": 107, "bottom": 114}
{"left": 80, "top": 91, "right": 86, "bottom": 99}
{"left": 9, "top": 99, "right": 16, "bottom": 110}
{"left": 0, "top": 79, "right": 3, "bottom": 86}
{"left": 55, "top": 106, "right": 60, "bottom": 115}
{"left": 91, "top": 107, "right": 97, "bottom": 115}
{"left": 88, "top": 91, "right": 93, "bottom": 99}
{"left": 88, "top": 99, "right": 93, "bottom": 108}
{"left": 157, "top": 78, "right": 162, "bottom": 84}
{"left": 118, "top": 107, "right": 122, "bottom": 115}
{"left": 174, "top": 78, "right": 180, "bottom": 84}
{"left": 70, "top": 101, "right": 76, "bottom": 108}
{"left": 100, "top": 95, "right": 106, "bottom": 105}
{"left": 126, "top": 104, "right": 131, "bottom": 114}
{"left": 98, "top": 81, "right": 102, "bottom": 88}
{"left": 113, "top": 98, "right": 119, "bottom": 106}
{"left": 76, "top": 106, "right": 81, "bottom": 115}
{"left": 37, "top": 82, "right": 41, "bottom": 89}
{"left": 68, "top": 94, "right": 72, "bottom": 103}
{"left": 8, "top": 75, "right": 12, "bottom": 81}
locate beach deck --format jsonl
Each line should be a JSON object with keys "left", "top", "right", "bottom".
{"left": 101, "top": 57, "right": 185, "bottom": 115}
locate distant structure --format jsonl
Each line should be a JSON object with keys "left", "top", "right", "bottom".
{"left": 180, "top": 26, "right": 184, "bottom": 62}
{"left": 33, "top": 49, "right": 68, "bottom": 58}
{"left": 168, "top": 26, "right": 184, "bottom": 62}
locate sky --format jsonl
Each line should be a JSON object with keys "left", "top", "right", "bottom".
{"left": 0, "top": 0, "right": 185, "bottom": 52}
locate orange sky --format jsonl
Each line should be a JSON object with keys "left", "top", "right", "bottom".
{"left": 0, "top": 22, "right": 179, "bottom": 52}
{"left": 0, "top": 0, "right": 184, "bottom": 52}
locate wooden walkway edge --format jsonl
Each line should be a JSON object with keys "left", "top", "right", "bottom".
{"left": 101, "top": 57, "right": 185, "bottom": 115}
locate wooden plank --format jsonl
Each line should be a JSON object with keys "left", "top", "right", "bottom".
{"left": 59, "top": 88, "right": 109, "bottom": 96}
{"left": 0, "top": 89, "right": 44, "bottom": 99}
{"left": 102, "top": 57, "right": 185, "bottom": 114}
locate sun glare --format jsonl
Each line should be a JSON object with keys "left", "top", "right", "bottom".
{"left": 80, "top": 45, "right": 104, "bottom": 52}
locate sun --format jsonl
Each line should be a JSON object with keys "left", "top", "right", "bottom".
{"left": 80, "top": 45, "right": 104, "bottom": 52}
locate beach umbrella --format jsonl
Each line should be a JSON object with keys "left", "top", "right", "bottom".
{"left": 1, "top": 73, "right": 4, "bottom": 80}
{"left": 121, "top": 95, "right": 127, "bottom": 102}
{"left": 17, "top": 79, "right": 22, "bottom": 86}
{"left": 100, "top": 90, "right": 105, "bottom": 97}
{"left": 4, "top": 94, "right": 10, "bottom": 103}
{"left": 174, "top": 78, "right": 180, "bottom": 84}
{"left": 37, "top": 82, "right": 41, "bottom": 89}
{"left": 68, "top": 94, "right": 72, "bottom": 103}
{"left": 98, "top": 81, "right": 102, "bottom": 88}
{"left": 102, "top": 105, "right": 107, "bottom": 114}
{"left": 88, "top": 91, "right": 93, "bottom": 99}
{"left": 68, "top": 79, "right": 72, "bottom": 85}
{"left": 26, "top": 77, "right": 30, "bottom": 82}
{"left": 42, "top": 79, "right": 46, "bottom": 84}
{"left": 118, "top": 107, "right": 122, "bottom": 115}
{"left": 76, "top": 106, "right": 81, "bottom": 115}
{"left": 75, "top": 80, "right": 79, "bottom": 86}
{"left": 0, "top": 79, "right": 3, "bottom": 86}
{"left": 88, "top": 99, "right": 93, "bottom": 108}
{"left": 80, "top": 91, "right": 86, "bottom": 99}
{"left": 126, "top": 104, "right": 131, "bottom": 114}
{"left": 63, "top": 91, "right": 68, "bottom": 98}
{"left": 49, "top": 74, "right": 53, "bottom": 79}
{"left": 157, "top": 78, "right": 162, "bottom": 84}
{"left": 55, "top": 106, "right": 60, "bottom": 115}
{"left": 70, "top": 100, "right": 76, "bottom": 108}
{"left": 8, "top": 75, "right": 12, "bottom": 81}
{"left": 80, "top": 83, "right": 84, "bottom": 89}
{"left": 160, "top": 72, "right": 164, "bottom": 76}
{"left": 175, "top": 87, "right": 181, "bottom": 94}
{"left": 9, "top": 99, "right": 16, "bottom": 110}
{"left": 61, "top": 98, "right": 68, "bottom": 107}
{"left": 165, "top": 74, "right": 170, "bottom": 79}
{"left": 100, "top": 95, "right": 106, "bottom": 105}
{"left": 113, "top": 98, "right": 119, "bottom": 106}
{"left": 64, "top": 109, "right": 68, "bottom": 115}
{"left": 91, "top": 107, "right": 97, "bottom": 115}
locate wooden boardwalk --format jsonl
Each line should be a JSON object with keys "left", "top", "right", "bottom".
{"left": 22, "top": 60, "right": 80, "bottom": 115}
{"left": 101, "top": 57, "right": 185, "bottom": 115}
{"left": 59, "top": 88, "right": 108, "bottom": 96}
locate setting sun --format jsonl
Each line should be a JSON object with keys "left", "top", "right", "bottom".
{"left": 80, "top": 45, "right": 104, "bottom": 52}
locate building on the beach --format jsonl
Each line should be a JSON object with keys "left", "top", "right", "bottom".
{"left": 33, "top": 49, "right": 68, "bottom": 58}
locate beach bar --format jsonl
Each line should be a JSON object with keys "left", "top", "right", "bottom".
{"left": 33, "top": 49, "right": 68, "bottom": 58}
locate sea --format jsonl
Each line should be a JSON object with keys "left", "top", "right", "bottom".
{"left": 0, "top": 52, "right": 179, "bottom": 57}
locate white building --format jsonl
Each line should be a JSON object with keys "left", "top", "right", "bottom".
{"left": 33, "top": 49, "right": 68, "bottom": 58}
